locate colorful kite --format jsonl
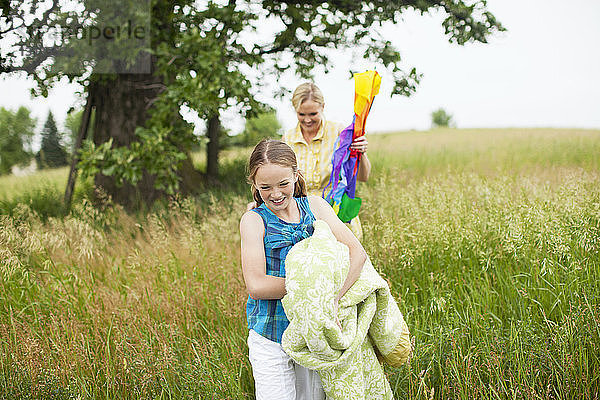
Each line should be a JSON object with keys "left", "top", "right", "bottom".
{"left": 323, "top": 70, "right": 381, "bottom": 222}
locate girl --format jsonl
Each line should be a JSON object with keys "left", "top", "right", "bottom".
{"left": 240, "top": 139, "right": 367, "bottom": 399}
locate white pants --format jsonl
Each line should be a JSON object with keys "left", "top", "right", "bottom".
{"left": 247, "top": 329, "right": 325, "bottom": 400}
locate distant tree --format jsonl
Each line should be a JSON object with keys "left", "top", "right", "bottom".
{"left": 0, "top": 106, "right": 36, "bottom": 175}
{"left": 37, "top": 111, "right": 68, "bottom": 168}
{"left": 211, "top": 125, "right": 234, "bottom": 150}
{"left": 431, "top": 108, "right": 454, "bottom": 128}
{"left": 239, "top": 111, "right": 282, "bottom": 147}
{"left": 64, "top": 108, "right": 95, "bottom": 153}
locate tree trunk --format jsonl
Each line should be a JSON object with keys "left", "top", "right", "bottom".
{"left": 206, "top": 113, "right": 220, "bottom": 180}
{"left": 91, "top": 66, "right": 203, "bottom": 208}
{"left": 64, "top": 83, "right": 95, "bottom": 211}
{"left": 91, "top": 71, "right": 161, "bottom": 207}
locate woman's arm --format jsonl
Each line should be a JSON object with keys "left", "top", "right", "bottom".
{"left": 308, "top": 196, "right": 367, "bottom": 301}
{"left": 357, "top": 153, "right": 371, "bottom": 182}
{"left": 350, "top": 136, "right": 371, "bottom": 182}
{"left": 240, "top": 211, "right": 287, "bottom": 300}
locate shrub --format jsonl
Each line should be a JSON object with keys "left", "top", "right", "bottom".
{"left": 431, "top": 108, "right": 454, "bottom": 128}
{"left": 238, "top": 111, "right": 282, "bottom": 147}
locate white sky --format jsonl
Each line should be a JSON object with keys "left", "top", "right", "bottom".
{"left": 1, "top": 0, "right": 599, "bottom": 136}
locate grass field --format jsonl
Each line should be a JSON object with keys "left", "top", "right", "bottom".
{"left": 1, "top": 128, "right": 599, "bottom": 399}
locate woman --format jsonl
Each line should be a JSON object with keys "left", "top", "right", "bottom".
{"left": 282, "top": 82, "right": 371, "bottom": 239}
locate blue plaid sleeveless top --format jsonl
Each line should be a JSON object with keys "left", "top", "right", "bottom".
{"left": 247, "top": 196, "right": 315, "bottom": 343}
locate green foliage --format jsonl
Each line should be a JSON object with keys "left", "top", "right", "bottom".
{"left": 238, "top": 111, "right": 282, "bottom": 147}
{"left": 431, "top": 108, "right": 454, "bottom": 128}
{"left": 77, "top": 127, "right": 188, "bottom": 195}
{"left": 74, "top": 72, "right": 203, "bottom": 195}
{"left": 2, "top": 1, "right": 506, "bottom": 96}
{"left": 0, "top": 106, "right": 36, "bottom": 174}
{"left": 215, "top": 126, "right": 238, "bottom": 150}
{"left": 2, "top": 0, "right": 505, "bottom": 200}
{"left": 363, "top": 169, "right": 600, "bottom": 398}
{"left": 36, "top": 111, "right": 68, "bottom": 169}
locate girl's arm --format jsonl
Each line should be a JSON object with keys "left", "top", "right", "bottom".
{"left": 308, "top": 196, "right": 367, "bottom": 301}
{"left": 240, "top": 211, "right": 287, "bottom": 300}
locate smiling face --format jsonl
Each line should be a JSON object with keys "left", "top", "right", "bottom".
{"left": 296, "top": 99, "right": 324, "bottom": 137}
{"left": 254, "top": 162, "right": 298, "bottom": 213}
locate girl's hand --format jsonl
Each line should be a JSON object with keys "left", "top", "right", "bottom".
{"left": 350, "top": 136, "right": 368, "bottom": 153}
{"left": 308, "top": 195, "right": 368, "bottom": 307}
{"left": 333, "top": 298, "right": 342, "bottom": 330}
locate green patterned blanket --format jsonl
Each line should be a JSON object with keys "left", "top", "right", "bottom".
{"left": 282, "top": 220, "right": 410, "bottom": 399}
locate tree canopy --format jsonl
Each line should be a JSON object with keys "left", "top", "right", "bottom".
{"left": 1, "top": 0, "right": 504, "bottom": 206}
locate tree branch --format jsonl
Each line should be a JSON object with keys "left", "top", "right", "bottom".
{"left": 0, "top": 17, "right": 25, "bottom": 35}
{"left": 6, "top": 45, "right": 68, "bottom": 74}
{"left": 36, "top": 0, "right": 59, "bottom": 27}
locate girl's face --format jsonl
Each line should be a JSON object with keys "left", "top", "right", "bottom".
{"left": 296, "top": 99, "right": 323, "bottom": 135}
{"left": 254, "top": 163, "right": 297, "bottom": 212}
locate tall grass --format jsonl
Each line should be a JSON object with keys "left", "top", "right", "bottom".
{"left": 1, "top": 128, "right": 599, "bottom": 398}
{"left": 363, "top": 169, "right": 599, "bottom": 398}
{"left": 1, "top": 198, "right": 252, "bottom": 399}
{"left": 369, "top": 128, "right": 600, "bottom": 175}
{"left": 0, "top": 146, "right": 247, "bottom": 220}
{"left": 0, "top": 167, "right": 95, "bottom": 220}
{"left": 363, "top": 128, "right": 600, "bottom": 399}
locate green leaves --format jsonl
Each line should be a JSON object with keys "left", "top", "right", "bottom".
{"left": 431, "top": 108, "right": 455, "bottom": 128}
{"left": 3, "top": 0, "right": 505, "bottom": 203}
{"left": 78, "top": 126, "right": 188, "bottom": 195}
{"left": 237, "top": 110, "right": 281, "bottom": 147}
{"left": 0, "top": 106, "right": 36, "bottom": 175}
{"left": 441, "top": 0, "right": 506, "bottom": 45}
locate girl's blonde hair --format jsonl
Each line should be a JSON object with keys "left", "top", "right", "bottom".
{"left": 247, "top": 139, "right": 307, "bottom": 206}
{"left": 291, "top": 82, "right": 325, "bottom": 111}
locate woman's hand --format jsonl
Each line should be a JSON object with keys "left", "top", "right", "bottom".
{"left": 351, "top": 135, "right": 371, "bottom": 181}
{"left": 350, "top": 135, "right": 368, "bottom": 153}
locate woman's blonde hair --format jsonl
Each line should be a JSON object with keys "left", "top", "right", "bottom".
{"left": 247, "top": 139, "right": 307, "bottom": 206}
{"left": 291, "top": 82, "right": 325, "bottom": 111}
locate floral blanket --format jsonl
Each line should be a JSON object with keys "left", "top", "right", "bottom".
{"left": 281, "top": 220, "right": 410, "bottom": 400}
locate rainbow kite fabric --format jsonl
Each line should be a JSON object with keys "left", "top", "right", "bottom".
{"left": 323, "top": 70, "right": 381, "bottom": 222}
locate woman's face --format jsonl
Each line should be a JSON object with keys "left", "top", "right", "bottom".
{"left": 296, "top": 99, "right": 323, "bottom": 135}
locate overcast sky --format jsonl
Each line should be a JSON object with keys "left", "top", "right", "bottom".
{"left": 1, "top": 0, "right": 599, "bottom": 135}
